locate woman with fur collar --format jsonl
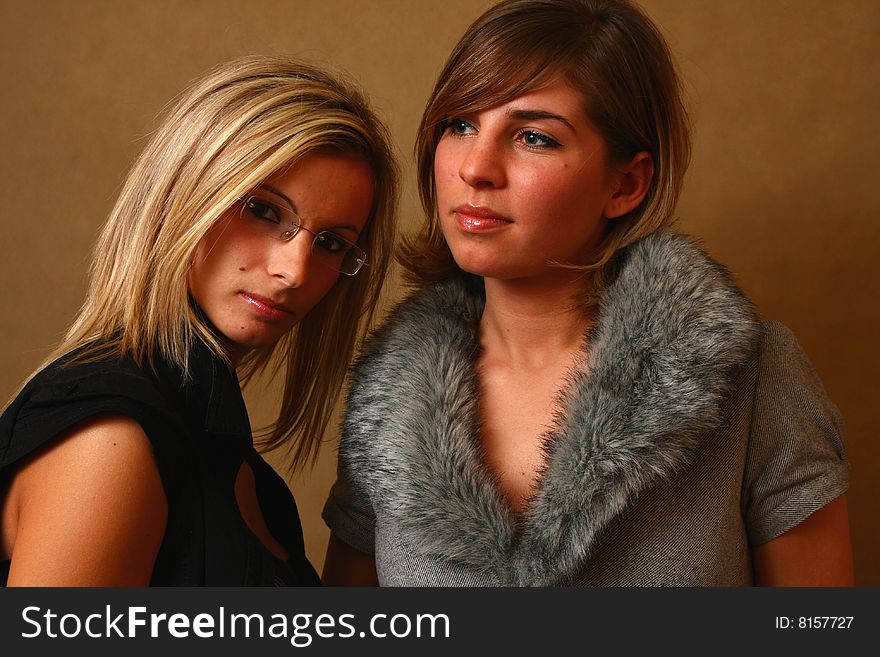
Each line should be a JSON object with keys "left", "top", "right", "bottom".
{"left": 322, "top": 0, "right": 853, "bottom": 586}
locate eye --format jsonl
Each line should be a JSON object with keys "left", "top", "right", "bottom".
{"left": 313, "top": 231, "right": 350, "bottom": 256}
{"left": 244, "top": 197, "right": 281, "bottom": 224}
{"left": 446, "top": 118, "right": 476, "bottom": 137}
{"left": 517, "top": 130, "right": 561, "bottom": 149}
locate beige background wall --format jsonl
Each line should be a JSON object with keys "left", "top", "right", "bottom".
{"left": 1, "top": 0, "right": 877, "bottom": 584}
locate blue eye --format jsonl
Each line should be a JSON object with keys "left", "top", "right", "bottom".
{"left": 245, "top": 197, "right": 281, "bottom": 224}
{"left": 313, "top": 231, "right": 350, "bottom": 256}
{"left": 447, "top": 118, "right": 475, "bottom": 136}
{"left": 518, "top": 130, "right": 561, "bottom": 149}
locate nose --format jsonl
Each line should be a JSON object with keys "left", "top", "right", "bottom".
{"left": 267, "top": 231, "right": 313, "bottom": 288}
{"left": 458, "top": 135, "right": 506, "bottom": 189}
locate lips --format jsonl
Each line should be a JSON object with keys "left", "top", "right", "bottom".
{"left": 239, "top": 291, "right": 294, "bottom": 320}
{"left": 453, "top": 204, "right": 512, "bottom": 233}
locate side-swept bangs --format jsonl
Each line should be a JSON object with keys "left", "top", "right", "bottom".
{"left": 404, "top": 0, "right": 690, "bottom": 296}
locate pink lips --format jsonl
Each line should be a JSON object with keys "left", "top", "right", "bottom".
{"left": 240, "top": 292, "right": 294, "bottom": 320}
{"left": 453, "top": 204, "right": 512, "bottom": 233}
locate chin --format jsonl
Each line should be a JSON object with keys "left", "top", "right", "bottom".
{"left": 453, "top": 257, "right": 498, "bottom": 279}
{"left": 223, "top": 326, "right": 285, "bottom": 355}
{"left": 448, "top": 246, "right": 503, "bottom": 277}
{"left": 451, "top": 251, "right": 535, "bottom": 281}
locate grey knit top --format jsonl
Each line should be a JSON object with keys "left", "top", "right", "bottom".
{"left": 324, "top": 234, "right": 848, "bottom": 586}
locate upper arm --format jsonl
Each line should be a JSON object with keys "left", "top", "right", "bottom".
{"left": 743, "top": 325, "right": 853, "bottom": 585}
{"left": 5, "top": 413, "right": 167, "bottom": 586}
{"left": 752, "top": 494, "right": 854, "bottom": 586}
{"left": 322, "top": 533, "right": 378, "bottom": 586}
{"left": 744, "top": 323, "right": 849, "bottom": 543}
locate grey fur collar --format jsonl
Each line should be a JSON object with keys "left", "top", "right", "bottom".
{"left": 340, "top": 232, "right": 760, "bottom": 585}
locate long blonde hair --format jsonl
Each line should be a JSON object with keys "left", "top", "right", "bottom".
{"left": 21, "top": 55, "right": 398, "bottom": 470}
{"left": 401, "top": 0, "right": 690, "bottom": 297}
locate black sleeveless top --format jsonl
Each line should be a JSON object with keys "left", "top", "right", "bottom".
{"left": 0, "top": 341, "right": 320, "bottom": 586}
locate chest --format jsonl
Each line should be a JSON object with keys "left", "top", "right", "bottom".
{"left": 154, "top": 389, "right": 313, "bottom": 585}
{"left": 373, "top": 405, "right": 754, "bottom": 586}
{"left": 477, "top": 357, "right": 580, "bottom": 513}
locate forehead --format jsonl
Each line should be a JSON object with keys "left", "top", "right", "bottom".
{"left": 260, "top": 153, "right": 375, "bottom": 230}
{"left": 263, "top": 154, "right": 373, "bottom": 197}
{"left": 454, "top": 72, "right": 593, "bottom": 130}
{"left": 478, "top": 77, "right": 587, "bottom": 119}
{"left": 445, "top": 38, "right": 586, "bottom": 109}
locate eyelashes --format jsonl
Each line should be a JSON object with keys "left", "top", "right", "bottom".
{"left": 517, "top": 129, "right": 561, "bottom": 149}
{"left": 243, "top": 197, "right": 281, "bottom": 224}
{"left": 444, "top": 118, "right": 562, "bottom": 150}
{"left": 447, "top": 118, "right": 475, "bottom": 136}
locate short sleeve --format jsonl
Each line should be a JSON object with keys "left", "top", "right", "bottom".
{"left": 743, "top": 322, "right": 849, "bottom": 545}
{"left": 322, "top": 460, "right": 376, "bottom": 555}
{"left": 0, "top": 359, "right": 187, "bottom": 498}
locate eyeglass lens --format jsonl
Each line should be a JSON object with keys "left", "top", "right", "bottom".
{"left": 240, "top": 195, "right": 366, "bottom": 275}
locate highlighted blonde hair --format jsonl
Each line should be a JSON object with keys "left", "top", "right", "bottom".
{"left": 401, "top": 0, "right": 690, "bottom": 297}
{"left": 24, "top": 56, "right": 398, "bottom": 470}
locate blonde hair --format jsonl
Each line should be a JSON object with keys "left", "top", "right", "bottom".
{"left": 401, "top": 0, "right": 691, "bottom": 296}
{"left": 21, "top": 55, "right": 398, "bottom": 471}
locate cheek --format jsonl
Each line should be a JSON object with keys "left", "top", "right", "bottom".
{"left": 527, "top": 166, "right": 607, "bottom": 219}
{"left": 313, "top": 270, "right": 343, "bottom": 299}
{"left": 187, "top": 242, "right": 216, "bottom": 301}
{"left": 187, "top": 221, "right": 248, "bottom": 299}
{"left": 297, "top": 274, "right": 342, "bottom": 319}
{"left": 433, "top": 143, "right": 459, "bottom": 195}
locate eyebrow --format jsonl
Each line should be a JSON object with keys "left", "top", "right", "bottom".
{"left": 256, "top": 183, "right": 361, "bottom": 236}
{"left": 257, "top": 183, "right": 296, "bottom": 211}
{"left": 506, "top": 109, "right": 577, "bottom": 134}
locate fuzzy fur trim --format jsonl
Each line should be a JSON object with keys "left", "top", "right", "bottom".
{"left": 339, "top": 232, "right": 760, "bottom": 585}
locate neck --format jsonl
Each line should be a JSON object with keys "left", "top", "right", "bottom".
{"left": 479, "top": 271, "right": 595, "bottom": 369}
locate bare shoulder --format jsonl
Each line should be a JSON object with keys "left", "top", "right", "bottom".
{"left": 4, "top": 413, "right": 168, "bottom": 585}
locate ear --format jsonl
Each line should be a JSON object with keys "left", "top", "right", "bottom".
{"left": 603, "top": 151, "right": 654, "bottom": 219}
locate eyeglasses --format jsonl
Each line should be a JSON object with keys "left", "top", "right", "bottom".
{"left": 239, "top": 194, "right": 367, "bottom": 276}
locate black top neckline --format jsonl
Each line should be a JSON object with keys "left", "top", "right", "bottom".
{"left": 1, "top": 339, "right": 320, "bottom": 586}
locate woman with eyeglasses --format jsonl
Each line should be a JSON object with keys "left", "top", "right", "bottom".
{"left": 322, "top": 0, "right": 853, "bottom": 586}
{"left": 0, "top": 56, "right": 397, "bottom": 586}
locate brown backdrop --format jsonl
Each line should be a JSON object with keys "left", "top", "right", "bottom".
{"left": 1, "top": 0, "right": 877, "bottom": 584}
